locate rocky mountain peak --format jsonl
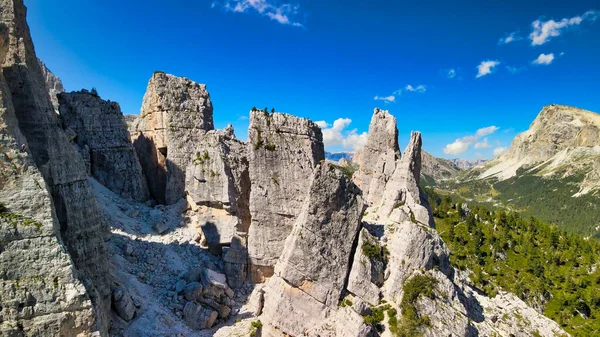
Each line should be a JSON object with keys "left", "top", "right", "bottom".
{"left": 479, "top": 104, "right": 600, "bottom": 194}
{"left": 133, "top": 72, "right": 214, "bottom": 204}
{"left": 353, "top": 107, "right": 400, "bottom": 206}
{"left": 505, "top": 104, "right": 600, "bottom": 163}
{"left": 37, "top": 58, "right": 64, "bottom": 112}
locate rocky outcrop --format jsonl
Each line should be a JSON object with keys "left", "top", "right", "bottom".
{"left": 58, "top": 90, "right": 150, "bottom": 201}
{"left": 38, "top": 58, "right": 64, "bottom": 113}
{"left": 247, "top": 110, "right": 325, "bottom": 282}
{"left": 0, "top": 67, "right": 95, "bottom": 336}
{"left": 378, "top": 131, "right": 434, "bottom": 226}
{"left": 346, "top": 229, "right": 384, "bottom": 306}
{"left": 420, "top": 150, "right": 462, "bottom": 185}
{"left": 479, "top": 104, "right": 600, "bottom": 191}
{"left": 352, "top": 108, "right": 400, "bottom": 206}
{"left": 352, "top": 109, "right": 567, "bottom": 337}
{"left": 0, "top": 0, "right": 111, "bottom": 334}
{"left": 261, "top": 162, "right": 367, "bottom": 336}
{"left": 133, "top": 72, "right": 214, "bottom": 204}
{"left": 185, "top": 125, "right": 250, "bottom": 246}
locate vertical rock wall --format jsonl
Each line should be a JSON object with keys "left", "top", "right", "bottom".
{"left": 58, "top": 91, "right": 150, "bottom": 202}
{"left": 261, "top": 163, "right": 366, "bottom": 336}
{"left": 133, "top": 72, "right": 214, "bottom": 204}
{"left": 0, "top": 0, "right": 111, "bottom": 333}
{"left": 352, "top": 108, "right": 400, "bottom": 206}
{"left": 246, "top": 110, "right": 325, "bottom": 282}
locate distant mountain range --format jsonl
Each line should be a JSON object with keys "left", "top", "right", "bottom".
{"left": 325, "top": 151, "right": 486, "bottom": 185}
{"left": 450, "top": 158, "right": 487, "bottom": 170}
{"left": 324, "top": 151, "right": 354, "bottom": 162}
{"left": 448, "top": 104, "right": 600, "bottom": 237}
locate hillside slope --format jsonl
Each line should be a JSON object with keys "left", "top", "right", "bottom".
{"left": 450, "top": 104, "right": 600, "bottom": 236}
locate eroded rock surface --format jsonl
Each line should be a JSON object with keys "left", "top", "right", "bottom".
{"left": 0, "top": 64, "right": 95, "bottom": 337}
{"left": 262, "top": 162, "right": 365, "bottom": 336}
{"left": 0, "top": 0, "right": 111, "bottom": 334}
{"left": 185, "top": 125, "right": 250, "bottom": 247}
{"left": 352, "top": 108, "right": 400, "bottom": 206}
{"left": 38, "top": 58, "right": 64, "bottom": 113}
{"left": 58, "top": 90, "right": 150, "bottom": 201}
{"left": 133, "top": 72, "right": 214, "bottom": 204}
{"left": 247, "top": 110, "right": 324, "bottom": 282}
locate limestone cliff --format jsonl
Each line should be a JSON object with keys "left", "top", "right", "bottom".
{"left": 185, "top": 125, "right": 250, "bottom": 266}
{"left": 0, "top": 0, "right": 111, "bottom": 334}
{"left": 0, "top": 66, "right": 95, "bottom": 337}
{"left": 38, "top": 58, "right": 64, "bottom": 113}
{"left": 261, "top": 162, "right": 368, "bottom": 336}
{"left": 133, "top": 72, "right": 214, "bottom": 204}
{"left": 247, "top": 110, "right": 325, "bottom": 282}
{"left": 58, "top": 90, "right": 150, "bottom": 201}
{"left": 479, "top": 104, "right": 600, "bottom": 195}
{"left": 352, "top": 108, "right": 400, "bottom": 206}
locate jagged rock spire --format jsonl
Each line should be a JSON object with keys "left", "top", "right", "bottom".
{"left": 247, "top": 110, "right": 325, "bottom": 282}
{"left": 353, "top": 108, "right": 400, "bottom": 206}
{"left": 261, "top": 162, "right": 367, "bottom": 336}
{"left": 133, "top": 72, "right": 214, "bottom": 204}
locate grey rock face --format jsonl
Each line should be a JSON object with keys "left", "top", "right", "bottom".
{"left": 223, "top": 235, "right": 248, "bottom": 289}
{"left": 185, "top": 126, "right": 250, "bottom": 245}
{"left": 353, "top": 108, "right": 400, "bottom": 206}
{"left": 183, "top": 301, "right": 218, "bottom": 330}
{"left": 133, "top": 72, "right": 214, "bottom": 204}
{"left": 0, "top": 66, "right": 95, "bottom": 336}
{"left": 378, "top": 131, "right": 434, "bottom": 227}
{"left": 347, "top": 228, "right": 383, "bottom": 305}
{"left": 247, "top": 110, "right": 325, "bottom": 282}
{"left": 58, "top": 91, "right": 150, "bottom": 201}
{"left": 38, "top": 58, "right": 64, "bottom": 113}
{"left": 0, "top": 0, "right": 111, "bottom": 334}
{"left": 420, "top": 150, "right": 462, "bottom": 184}
{"left": 262, "top": 163, "right": 364, "bottom": 336}
{"left": 112, "top": 287, "right": 136, "bottom": 322}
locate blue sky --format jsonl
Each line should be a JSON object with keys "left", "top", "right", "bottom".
{"left": 26, "top": 0, "right": 600, "bottom": 160}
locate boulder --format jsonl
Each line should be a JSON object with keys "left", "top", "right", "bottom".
{"left": 223, "top": 235, "right": 248, "bottom": 289}
{"left": 183, "top": 282, "right": 203, "bottom": 302}
{"left": 133, "top": 72, "right": 214, "bottom": 204}
{"left": 183, "top": 302, "right": 218, "bottom": 330}
{"left": 247, "top": 110, "right": 325, "bottom": 281}
{"left": 112, "top": 287, "right": 136, "bottom": 322}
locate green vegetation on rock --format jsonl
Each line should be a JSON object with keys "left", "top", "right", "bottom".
{"left": 428, "top": 188, "right": 600, "bottom": 336}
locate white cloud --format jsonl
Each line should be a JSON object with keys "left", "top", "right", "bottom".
{"left": 444, "top": 126, "right": 499, "bottom": 156}
{"left": 476, "top": 60, "right": 500, "bottom": 78}
{"left": 214, "top": 0, "right": 304, "bottom": 27}
{"left": 493, "top": 147, "right": 508, "bottom": 157}
{"left": 404, "top": 84, "right": 426, "bottom": 93}
{"left": 447, "top": 69, "right": 456, "bottom": 79}
{"left": 374, "top": 95, "right": 396, "bottom": 103}
{"left": 315, "top": 121, "right": 329, "bottom": 128}
{"left": 532, "top": 53, "right": 555, "bottom": 65}
{"left": 375, "top": 84, "right": 426, "bottom": 104}
{"left": 498, "top": 31, "right": 521, "bottom": 45}
{"left": 319, "top": 118, "right": 368, "bottom": 151}
{"left": 530, "top": 10, "right": 599, "bottom": 46}
{"left": 506, "top": 66, "right": 526, "bottom": 74}
{"left": 476, "top": 126, "right": 499, "bottom": 137}
{"left": 474, "top": 138, "right": 492, "bottom": 149}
